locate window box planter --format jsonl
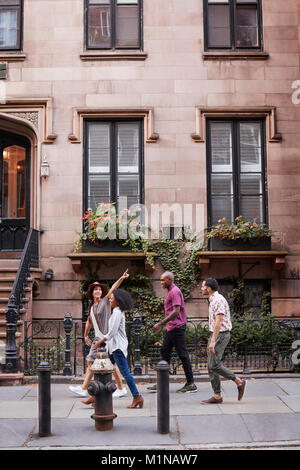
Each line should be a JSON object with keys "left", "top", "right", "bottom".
{"left": 82, "top": 239, "right": 142, "bottom": 252}
{"left": 209, "top": 236, "right": 271, "bottom": 252}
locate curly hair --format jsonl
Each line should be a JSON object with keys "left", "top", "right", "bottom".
{"left": 113, "top": 288, "right": 134, "bottom": 312}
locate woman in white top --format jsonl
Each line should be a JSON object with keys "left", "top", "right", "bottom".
{"left": 69, "top": 271, "right": 129, "bottom": 400}
{"left": 95, "top": 288, "right": 144, "bottom": 409}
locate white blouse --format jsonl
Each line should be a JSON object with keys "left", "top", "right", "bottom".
{"left": 105, "top": 307, "right": 128, "bottom": 357}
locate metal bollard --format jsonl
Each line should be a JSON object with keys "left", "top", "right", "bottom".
{"left": 156, "top": 360, "right": 170, "bottom": 434}
{"left": 88, "top": 346, "right": 117, "bottom": 431}
{"left": 63, "top": 312, "right": 73, "bottom": 376}
{"left": 38, "top": 361, "right": 52, "bottom": 437}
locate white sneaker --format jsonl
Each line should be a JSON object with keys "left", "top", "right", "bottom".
{"left": 113, "top": 387, "right": 128, "bottom": 398}
{"left": 69, "top": 385, "right": 89, "bottom": 397}
{"left": 69, "top": 385, "right": 81, "bottom": 392}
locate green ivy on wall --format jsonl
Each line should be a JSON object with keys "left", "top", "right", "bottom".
{"left": 79, "top": 238, "right": 202, "bottom": 322}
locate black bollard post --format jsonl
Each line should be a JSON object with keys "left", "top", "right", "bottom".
{"left": 38, "top": 361, "right": 52, "bottom": 437}
{"left": 4, "top": 295, "right": 20, "bottom": 373}
{"left": 156, "top": 360, "right": 170, "bottom": 434}
{"left": 63, "top": 312, "right": 73, "bottom": 376}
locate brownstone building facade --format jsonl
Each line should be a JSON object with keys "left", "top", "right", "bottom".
{"left": 0, "top": 0, "right": 300, "bottom": 371}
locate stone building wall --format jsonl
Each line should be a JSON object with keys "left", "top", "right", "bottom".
{"left": 3, "top": 0, "right": 300, "bottom": 320}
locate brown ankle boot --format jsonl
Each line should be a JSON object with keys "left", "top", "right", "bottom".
{"left": 81, "top": 395, "right": 94, "bottom": 405}
{"left": 126, "top": 395, "right": 144, "bottom": 409}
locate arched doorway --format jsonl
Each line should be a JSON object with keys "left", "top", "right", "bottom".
{"left": 0, "top": 130, "right": 30, "bottom": 250}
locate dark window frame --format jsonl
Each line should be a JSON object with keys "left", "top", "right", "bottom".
{"left": 217, "top": 278, "right": 271, "bottom": 317}
{"left": 84, "top": 0, "right": 143, "bottom": 50}
{"left": 206, "top": 118, "right": 268, "bottom": 228}
{"left": 203, "top": 0, "right": 263, "bottom": 51}
{"left": 83, "top": 118, "right": 144, "bottom": 215}
{"left": 0, "top": 0, "right": 23, "bottom": 51}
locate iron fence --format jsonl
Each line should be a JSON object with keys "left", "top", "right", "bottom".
{"left": 4, "top": 229, "right": 40, "bottom": 373}
{"left": 20, "top": 315, "right": 300, "bottom": 376}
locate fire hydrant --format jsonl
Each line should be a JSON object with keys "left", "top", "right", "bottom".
{"left": 88, "top": 345, "right": 117, "bottom": 431}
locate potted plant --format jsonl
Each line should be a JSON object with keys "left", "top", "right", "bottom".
{"left": 206, "top": 216, "right": 275, "bottom": 251}
{"left": 74, "top": 202, "right": 144, "bottom": 252}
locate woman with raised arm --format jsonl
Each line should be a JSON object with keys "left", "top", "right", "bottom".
{"left": 94, "top": 288, "right": 144, "bottom": 409}
{"left": 69, "top": 270, "right": 129, "bottom": 401}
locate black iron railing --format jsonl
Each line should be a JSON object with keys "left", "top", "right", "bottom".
{"left": 23, "top": 314, "right": 80, "bottom": 376}
{"left": 4, "top": 228, "right": 39, "bottom": 373}
{"left": 20, "top": 314, "right": 300, "bottom": 376}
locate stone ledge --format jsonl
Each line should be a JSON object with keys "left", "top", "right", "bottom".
{"left": 80, "top": 51, "right": 148, "bottom": 61}
{"left": 0, "top": 53, "right": 26, "bottom": 62}
{"left": 68, "top": 251, "right": 157, "bottom": 274}
{"left": 0, "top": 372, "right": 24, "bottom": 385}
{"left": 191, "top": 106, "right": 282, "bottom": 144}
{"left": 198, "top": 250, "right": 288, "bottom": 271}
{"left": 202, "top": 51, "right": 269, "bottom": 61}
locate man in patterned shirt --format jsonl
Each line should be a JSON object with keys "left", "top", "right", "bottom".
{"left": 201, "top": 278, "right": 246, "bottom": 404}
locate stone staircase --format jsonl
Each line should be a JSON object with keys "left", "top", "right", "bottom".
{"left": 0, "top": 256, "right": 42, "bottom": 368}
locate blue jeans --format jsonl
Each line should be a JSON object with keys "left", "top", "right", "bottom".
{"left": 109, "top": 349, "right": 139, "bottom": 398}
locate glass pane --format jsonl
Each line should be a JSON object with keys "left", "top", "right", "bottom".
{"left": 117, "top": 122, "right": 139, "bottom": 172}
{"left": 240, "top": 195, "right": 263, "bottom": 222}
{"left": 210, "top": 122, "right": 232, "bottom": 171}
{"left": 236, "top": 6, "right": 258, "bottom": 47}
{"left": 240, "top": 122, "right": 262, "bottom": 172}
{"left": 237, "top": 0, "right": 257, "bottom": 3}
{"left": 211, "top": 174, "right": 233, "bottom": 195}
{"left": 0, "top": 8, "right": 19, "bottom": 48}
{"left": 208, "top": 0, "right": 229, "bottom": 3}
{"left": 118, "top": 175, "right": 139, "bottom": 208}
{"left": 88, "top": 5, "right": 111, "bottom": 47}
{"left": 88, "top": 123, "right": 110, "bottom": 173}
{"left": 88, "top": 175, "right": 110, "bottom": 210}
{"left": 117, "top": 0, "right": 138, "bottom": 4}
{"left": 116, "top": 5, "right": 139, "bottom": 47}
{"left": 208, "top": 5, "right": 231, "bottom": 47}
{"left": 89, "top": 0, "right": 110, "bottom": 4}
{"left": 244, "top": 282, "right": 265, "bottom": 311}
{"left": 211, "top": 196, "right": 233, "bottom": 225}
{"left": 0, "top": 1, "right": 21, "bottom": 5}
{"left": 2, "top": 145, "right": 26, "bottom": 218}
{"left": 240, "top": 174, "right": 262, "bottom": 194}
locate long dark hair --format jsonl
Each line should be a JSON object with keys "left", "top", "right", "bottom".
{"left": 113, "top": 288, "right": 134, "bottom": 312}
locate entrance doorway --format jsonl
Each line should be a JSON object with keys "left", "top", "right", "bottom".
{"left": 0, "top": 130, "right": 30, "bottom": 250}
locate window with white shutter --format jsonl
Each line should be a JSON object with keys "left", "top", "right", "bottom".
{"left": 85, "top": 120, "right": 143, "bottom": 212}
{"left": 207, "top": 119, "right": 267, "bottom": 226}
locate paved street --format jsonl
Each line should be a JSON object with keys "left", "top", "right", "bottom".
{"left": 0, "top": 376, "right": 300, "bottom": 451}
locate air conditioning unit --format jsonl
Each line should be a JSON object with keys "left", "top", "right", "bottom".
{"left": 0, "top": 62, "right": 7, "bottom": 80}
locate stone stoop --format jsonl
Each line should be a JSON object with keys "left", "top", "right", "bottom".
{"left": 0, "top": 257, "right": 42, "bottom": 370}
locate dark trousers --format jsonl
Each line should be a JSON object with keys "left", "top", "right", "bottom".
{"left": 161, "top": 326, "right": 194, "bottom": 384}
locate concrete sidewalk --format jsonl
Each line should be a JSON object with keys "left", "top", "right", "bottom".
{"left": 0, "top": 376, "right": 300, "bottom": 450}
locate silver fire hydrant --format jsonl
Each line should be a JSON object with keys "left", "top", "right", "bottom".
{"left": 88, "top": 345, "right": 117, "bottom": 431}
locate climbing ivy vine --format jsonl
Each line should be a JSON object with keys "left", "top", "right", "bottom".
{"left": 79, "top": 237, "right": 202, "bottom": 320}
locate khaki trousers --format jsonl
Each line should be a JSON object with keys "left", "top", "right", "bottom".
{"left": 207, "top": 331, "right": 236, "bottom": 394}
